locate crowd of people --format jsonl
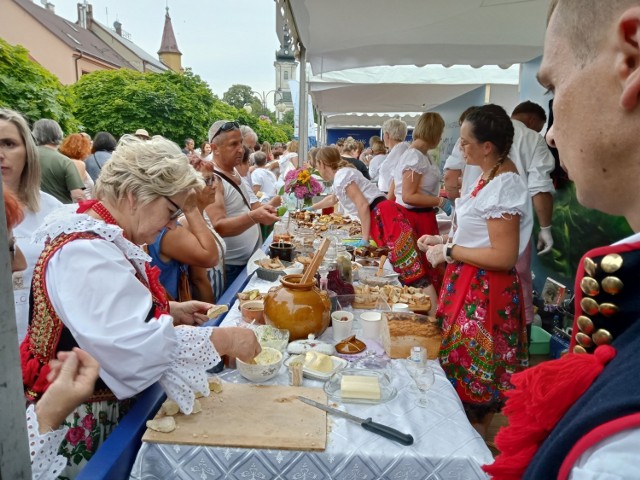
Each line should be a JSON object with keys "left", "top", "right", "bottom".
{"left": 4, "top": 1, "right": 640, "bottom": 476}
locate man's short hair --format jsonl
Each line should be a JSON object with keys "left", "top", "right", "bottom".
{"left": 512, "top": 101, "right": 547, "bottom": 122}
{"left": 254, "top": 151, "right": 268, "bottom": 166}
{"left": 32, "top": 119, "right": 63, "bottom": 146}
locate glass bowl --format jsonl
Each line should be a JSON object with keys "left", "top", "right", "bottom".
{"left": 323, "top": 368, "right": 397, "bottom": 404}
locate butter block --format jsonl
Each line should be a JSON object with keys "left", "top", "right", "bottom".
{"left": 304, "top": 351, "right": 334, "bottom": 373}
{"left": 340, "top": 375, "right": 381, "bottom": 400}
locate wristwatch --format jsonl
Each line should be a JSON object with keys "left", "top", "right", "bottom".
{"left": 444, "top": 243, "right": 455, "bottom": 264}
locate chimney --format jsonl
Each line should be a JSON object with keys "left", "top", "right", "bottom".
{"left": 87, "top": 3, "right": 93, "bottom": 28}
{"left": 114, "top": 20, "right": 122, "bottom": 36}
{"left": 40, "top": 1, "right": 55, "bottom": 13}
{"left": 77, "top": 3, "right": 86, "bottom": 28}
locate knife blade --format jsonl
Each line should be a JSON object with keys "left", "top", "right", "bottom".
{"left": 297, "top": 396, "right": 414, "bottom": 446}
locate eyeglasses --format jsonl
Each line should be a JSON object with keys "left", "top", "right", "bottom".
{"left": 204, "top": 176, "right": 216, "bottom": 186}
{"left": 9, "top": 236, "right": 16, "bottom": 262}
{"left": 165, "top": 197, "right": 183, "bottom": 220}
{"left": 210, "top": 121, "right": 240, "bottom": 142}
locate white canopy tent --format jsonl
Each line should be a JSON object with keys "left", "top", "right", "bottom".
{"left": 277, "top": 0, "right": 550, "bottom": 74}
{"left": 309, "top": 64, "right": 520, "bottom": 129}
{"left": 275, "top": 0, "right": 550, "bottom": 152}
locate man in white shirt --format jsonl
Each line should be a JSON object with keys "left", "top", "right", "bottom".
{"left": 206, "top": 120, "right": 279, "bottom": 286}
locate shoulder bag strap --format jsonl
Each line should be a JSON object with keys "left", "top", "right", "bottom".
{"left": 214, "top": 169, "right": 252, "bottom": 210}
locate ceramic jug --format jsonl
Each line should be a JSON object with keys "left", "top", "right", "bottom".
{"left": 264, "top": 274, "right": 331, "bottom": 341}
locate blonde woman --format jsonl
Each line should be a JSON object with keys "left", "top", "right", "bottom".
{"left": 20, "top": 134, "right": 259, "bottom": 476}
{"left": 389, "top": 112, "right": 450, "bottom": 289}
{"left": 316, "top": 146, "right": 432, "bottom": 290}
{"left": 0, "top": 108, "right": 63, "bottom": 342}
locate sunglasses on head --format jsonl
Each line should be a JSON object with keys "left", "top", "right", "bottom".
{"left": 210, "top": 121, "right": 240, "bottom": 142}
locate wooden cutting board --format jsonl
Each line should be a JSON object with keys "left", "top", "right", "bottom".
{"left": 142, "top": 384, "right": 327, "bottom": 451}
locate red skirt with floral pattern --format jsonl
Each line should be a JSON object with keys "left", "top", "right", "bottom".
{"left": 438, "top": 261, "right": 529, "bottom": 406}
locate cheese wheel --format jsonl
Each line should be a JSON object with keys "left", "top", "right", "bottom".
{"left": 340, "top": 375, "right": 381, "bottom": 400}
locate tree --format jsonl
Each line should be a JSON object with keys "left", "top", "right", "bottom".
{"left": 0, "top": 38, "right": 79, "bottom": 133}
{"left": 280, "top": 109, "right": 295, "bottom": 127}
{"left": 222, "top": 84, "right": 259, "bottom": 111}
{"left": 69, "top": 69, "right": 215, "bottom": 143}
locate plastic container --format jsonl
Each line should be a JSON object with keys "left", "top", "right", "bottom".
{"left": 529, "top": 325, "right": 551, "bottom": 356}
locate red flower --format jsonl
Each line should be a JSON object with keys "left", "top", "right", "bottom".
{"left": 66, "top": 426, "right": 85, "bottom": 446}
{"left": 494, "top": 335, "right": 509, "bottom": 355}
{"left": 448, "top": 349, "right": 460, "bottom": 363}
{"left": 82, "top": 413, "right": 95, "bottom": 431}
{"left": 459, "top": 352, "right": 472, "bottom": 369}
{"left": 85, "top": 433, "right": 93, "bottom": 451}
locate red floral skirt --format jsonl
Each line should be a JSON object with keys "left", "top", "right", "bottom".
{"left": 438, "top": 262, "right": 528, "bottom": 407}
{"left": 369, "top": 200, "right": 428, "bottom": 286}
{"left": 401, "top": 206, "right": 443, "bottom": 290}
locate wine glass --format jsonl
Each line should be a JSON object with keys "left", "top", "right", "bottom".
{"left": 407, "top": 363, "right": 435, "bottom": 408}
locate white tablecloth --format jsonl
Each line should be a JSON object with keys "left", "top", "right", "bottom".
{"left": 129, "top": 274, "right": 493, "bottom": 480}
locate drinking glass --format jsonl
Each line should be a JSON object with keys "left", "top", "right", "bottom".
{"left": 411, "top": 364, "right": 435, "bottom": 408}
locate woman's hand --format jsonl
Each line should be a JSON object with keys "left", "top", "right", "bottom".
{"left": 170, "top": 300, "right": 213, "bottom": 326}
{"left": 417, "top": 234, "right": 444, "bottom": 252}
{"left": 37, "top": 348, "right": 100, "bottom": 433}
{"left": 182, "top": 189, "right": 200, "bottom": 214}
{"left": 426, "top": 244, "right": 446, "bottom": 267}
{"left": 210, "top": 327, "right": 262, "bottom": 363}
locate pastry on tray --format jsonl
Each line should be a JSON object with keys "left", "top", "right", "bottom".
{"left": 335, "top": 335, "right": 366, "bottom": 354}
{"left": 353, "top": 285, "right": 432, "bottom": 312}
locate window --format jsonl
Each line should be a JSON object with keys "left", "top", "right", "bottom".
{"left": 284, "top": 71, "right": 289, "bottom": 80}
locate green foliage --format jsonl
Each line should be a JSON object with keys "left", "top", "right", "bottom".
{"left": 280, "top": 109, "right": 295, "bottom": 127}
{"left": 0, "top": 38, "right": 79, "bottom": 132}
{"left": 69, "top": 68, "right": 214, "bottom": 143}
{"left": 209, "top": 98, "right": 291, "bottom": 144}
{"left": 222, "top": 84, "right": 257, "bottom": 110}
{"left": 536, "top": 182, "right": 633, "bottom": 278}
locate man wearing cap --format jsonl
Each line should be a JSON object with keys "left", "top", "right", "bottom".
{"left": 205, "top": 120, "right": 279, "bottom": 286}
{"left": 134, "top": 128, "right": 150, "bottom": 140}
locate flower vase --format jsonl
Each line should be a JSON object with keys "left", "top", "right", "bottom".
{"left": 297, "top": 197, "right": 313, "bottom": 211}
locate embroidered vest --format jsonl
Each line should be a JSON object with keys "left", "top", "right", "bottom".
{"left": 524, "top": 243, "right": 640, "bottom": 478}
{"left": 21, "top": 231, "right": 168, "bottom": 403}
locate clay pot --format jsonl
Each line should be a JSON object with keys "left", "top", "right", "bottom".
{"left": 269, "top": 242, "right": 295, "bottom": 262}
{"left": 263, "top": 274, "right": 331, "bottom": 341}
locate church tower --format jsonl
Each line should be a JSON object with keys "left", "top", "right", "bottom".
{"left": 158, "top": 7, "right": 182, "bottom": 73}
{"left": 274, "top": 23, "right": 297, "bottom": 119}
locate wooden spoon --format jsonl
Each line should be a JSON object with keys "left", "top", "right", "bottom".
{"left": 376, "top": 255, "right": 388, "bottom": 277}
{"left": 300, "top": 237, "right": 331, "bottom": 284}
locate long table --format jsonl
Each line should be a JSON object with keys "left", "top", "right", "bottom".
{"left": 128, "top": 273, "right": 493, "bottom": 480}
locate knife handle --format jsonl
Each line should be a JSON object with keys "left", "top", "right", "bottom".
{"left": 362, "top": 418, "right": 414, "bottom": 446}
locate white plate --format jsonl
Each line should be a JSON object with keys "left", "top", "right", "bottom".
{"left": 323, "top": 368, "right": 397, "bottom": 404}
{"left": 285, "top": 354, "right": 348, "bottom": 381}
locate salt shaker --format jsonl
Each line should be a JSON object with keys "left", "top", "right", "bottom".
{"left": 410, "top": 346, "right": 427, "bottom": 366}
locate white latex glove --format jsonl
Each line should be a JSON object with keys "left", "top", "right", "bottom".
{"left": 426, "top": 244, "right": 446, "bottom": 267}
{"left": 537, "top": 226, "right": 554, "bottom": 255}
{"left": 417, "top": 235, "right": 443, "bottom": 252}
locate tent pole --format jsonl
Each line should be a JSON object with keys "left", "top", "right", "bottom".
{"left": 298, "top": 44, "right": 308, "bottom": 163}
{"left": 0, "top": 181, "right": 32, "bottom": 479}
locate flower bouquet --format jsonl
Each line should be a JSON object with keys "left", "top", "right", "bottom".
{"left": 283, "top": 168, "right": 324, "bottom": 209}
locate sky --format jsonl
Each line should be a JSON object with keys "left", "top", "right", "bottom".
{"left": 56, "top": 0, "right": 291, "bottom": 100}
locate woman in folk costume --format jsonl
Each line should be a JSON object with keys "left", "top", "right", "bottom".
{"left": 388, "top": 112, "right": 451, "bottom": 291}
{"left": 20, "top": 134, "right": 260, "bottom": 477}
{"left": 419, "top": 104, "right": 531, "bottom": 440}
{"left": 315, "top": 147, "right": 434, "bottom": 298}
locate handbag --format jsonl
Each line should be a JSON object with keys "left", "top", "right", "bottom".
{"left": 176, "top": 265, "right": 192, "bottom": 302}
